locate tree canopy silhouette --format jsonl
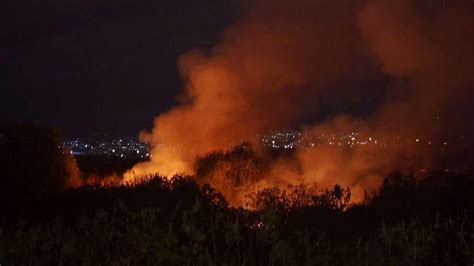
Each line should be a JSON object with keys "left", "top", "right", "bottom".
{"left": 0, "top": 124, "right": 80, "bottom": 199}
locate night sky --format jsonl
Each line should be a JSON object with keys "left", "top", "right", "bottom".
{"left": 1, "top": 0, "right": 239, "bottom": 138}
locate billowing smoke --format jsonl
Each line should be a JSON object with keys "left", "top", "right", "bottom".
{"left": 125, "top": 0, "right": 474, "bottom": 205}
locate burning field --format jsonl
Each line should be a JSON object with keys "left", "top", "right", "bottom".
{"left": 84, "top": 0, "right": 474, "bottom": 207}
{"left": 43, "top": 0, "right": 473, "bottom": 208}
{"left": 2, "top": 0, "right": 474, "bottom": 264}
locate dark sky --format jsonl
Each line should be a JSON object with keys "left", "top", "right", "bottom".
{"left": 1, "top": 0, "right": 239, "bottom": 138}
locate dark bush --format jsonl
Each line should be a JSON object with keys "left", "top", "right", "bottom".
{"left": 0, "top": 124, "right": 80, "bottom": 199}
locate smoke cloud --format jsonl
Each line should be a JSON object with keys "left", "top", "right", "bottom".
{"left": 125, "top": 0, "right": 474, "bottom": 205}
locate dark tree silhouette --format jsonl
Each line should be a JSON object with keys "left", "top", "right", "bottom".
{"left": 194, "top": 143, "right": 268, "bottom": 206}
{"left": 0, "top": 124, "right": 80, "bottom": 199}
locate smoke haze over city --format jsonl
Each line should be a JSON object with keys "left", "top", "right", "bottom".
{"left": 112, "top": 0, "right": 473, "bottom": 204}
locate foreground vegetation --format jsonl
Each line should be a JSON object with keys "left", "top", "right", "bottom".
{"left": 1, "top": 171, "right": 473, "bottom": 265}
{"left": 1, "top": 125, "right": 473, "bottom": 265}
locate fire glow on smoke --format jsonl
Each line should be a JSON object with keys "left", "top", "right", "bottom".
{"left": 90, "top": 0, "right": 474, "bottom": 207}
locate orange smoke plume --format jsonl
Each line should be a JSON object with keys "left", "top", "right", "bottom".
{"left": 124, "top": 0, "right": 474, "bottom": 206}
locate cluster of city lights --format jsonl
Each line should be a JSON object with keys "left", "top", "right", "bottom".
{"left": 63, "top": 138, "right": 149, "bottom": 159}
{"left": 260, "top": 131, "right": 459, "bottom": 151}
{"left": 63, "top": 131, "right": 465, "bottom": 159}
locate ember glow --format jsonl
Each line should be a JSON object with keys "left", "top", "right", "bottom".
{"left": 119, "top": 0, "right": 474, "bottom": 206}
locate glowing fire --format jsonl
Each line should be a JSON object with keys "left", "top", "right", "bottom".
{"left": 71, "top": 0, "right": 473, "bottom": 208}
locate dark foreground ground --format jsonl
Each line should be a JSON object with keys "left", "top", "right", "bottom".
{"left": 0, "top": 169, "right": 473, "bottom": 265}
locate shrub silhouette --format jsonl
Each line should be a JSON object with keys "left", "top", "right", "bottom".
{"left": 194, "top": 143, "right": 268, "bottom": 206}
{"left": 370, "top": 169, "right": 474, "bottom": 220}
{"left": 1, "top": 173, "right": 472, "bottom": 265}
{"left": 0, "top": 124, "right": 80, "bottom": 199}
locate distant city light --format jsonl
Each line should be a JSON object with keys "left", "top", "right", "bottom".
{"left": 63, "top": 138, "right": 150, "bottom": 159}
{"left": 63, "top": 131, "right": 458, "bottom": 159}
